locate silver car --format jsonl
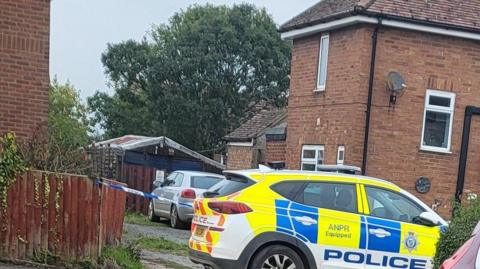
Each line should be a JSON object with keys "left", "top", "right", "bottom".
{"left": 148, "top": 170, "right": 224, "bottom": 229}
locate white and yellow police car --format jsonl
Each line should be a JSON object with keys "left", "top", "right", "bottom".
{"left": 189, "top": 168, "right": 447, "bottom": 269}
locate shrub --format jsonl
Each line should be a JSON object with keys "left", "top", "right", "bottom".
{"left": 433, "top": 199, "right": 480, "bottom": 268}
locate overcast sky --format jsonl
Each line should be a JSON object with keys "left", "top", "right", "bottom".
{"left": 50, "top": 0, "right": 318, "bottom": 100}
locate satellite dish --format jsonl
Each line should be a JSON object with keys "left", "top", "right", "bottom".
{"left": 386, "top": 71, "right": 407, "bottom": 93}
{"left": 386, "top": 71, "right": 407, "bottom": 106}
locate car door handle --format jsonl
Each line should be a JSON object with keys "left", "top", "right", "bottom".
{"left": 369, "top": 228, "right": 391, "bottom": 238}
{"left": 293, "top": 216, "right": 317, "bottom": 226}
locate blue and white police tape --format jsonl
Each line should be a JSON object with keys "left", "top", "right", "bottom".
{"left": 96, "top": 179, "right": 163, "bottom": 201}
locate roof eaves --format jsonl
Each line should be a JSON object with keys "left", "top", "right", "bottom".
{"left": 279, "top": 11, "right": 356, "bottom": 33}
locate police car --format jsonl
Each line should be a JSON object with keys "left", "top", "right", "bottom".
{"left": 189, "top": 168, "right": 447, "bottom": 269}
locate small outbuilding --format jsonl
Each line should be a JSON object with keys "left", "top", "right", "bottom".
{"left": 224, "top": 108, "right": 287, "bottom": 169}
{"left": 89, "top": 135, "right": 225, "bottom": 214}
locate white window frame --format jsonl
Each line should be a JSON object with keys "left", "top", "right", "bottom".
{"left": 315, "top": 34, "right": 330, "bottom": 92}
{"left": 337, "top": 146, "right": 345, "bottom": 165}
{"left": 420, "top": 89, "right": 456, "bottom": 153}
{"left": 301, "top": 145, "right": 325, "bottom": 171}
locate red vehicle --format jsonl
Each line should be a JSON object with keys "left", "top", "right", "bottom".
{"left": 440, "top": 222, "right": 480, "bottom": 269}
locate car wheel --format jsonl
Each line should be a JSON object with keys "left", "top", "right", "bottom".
{"left": 249, "top": 245, "right": 305, "bottom": 269}
{"left": 170, "top": 205, "right": 186, "bottom": 229}
{"left": 148, "top": 200, "right": 160, "bottom": 222}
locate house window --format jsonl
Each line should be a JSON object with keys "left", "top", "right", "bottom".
{"left": 316, "top": 34, "right": 329, "bottom": 91}
{"left": 337, "top": 146, "right": 345, "bottom": 165}
{"left": 421, "top": 90, "right": 455, "bottom": 153}
{"left": 301, "top": 145, "right": 324, "bottom": 171}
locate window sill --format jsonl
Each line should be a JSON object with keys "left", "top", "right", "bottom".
{"left": 313, "top": 87, "right": 325, "bottom": 93}
{"left": 419, "top": 146, "right": 452, "bottom": 155}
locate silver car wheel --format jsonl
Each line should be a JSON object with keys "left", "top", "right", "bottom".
{"left": 262, "top": 254, "right": 296, "bottom": 269}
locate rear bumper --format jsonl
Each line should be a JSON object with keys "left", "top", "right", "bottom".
{"left": 177, "top": 202, "right": 194, "bottom": 222}
{"left": 189, "top": 249, "right": 243, "bottom": 269}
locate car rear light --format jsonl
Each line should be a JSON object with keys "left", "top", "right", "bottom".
{"left": 181, "top": 189, "right": 196, "bottom": 199}
{"left": 208, "top": 201, "right": 252, "bottom": 215}
{"left": 441, "top": 237, "right": 474, "bottom": 269}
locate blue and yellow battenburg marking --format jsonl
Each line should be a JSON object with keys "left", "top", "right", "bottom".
{"left": 274, "top": 199, "right": 439, "bottom": 268}
{"left": 275, "top": 199, "right": 365, "bottom": 248}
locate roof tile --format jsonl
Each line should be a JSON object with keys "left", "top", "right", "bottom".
{"left": 280, "top": 0, "right": 480, "bottom": 32}
{"left": 224, "top": 108, "right": 287, "bottom": 141}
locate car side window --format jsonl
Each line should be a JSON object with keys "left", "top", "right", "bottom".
{"left": 271, "top": 181, "right": 304, "bottom": 200}
{"left": 172, "top": 173, "right": 184, "bottom": 187}
{"left": 365, "top": 186, "right": 426, "bottom": 224}
{"left": 295, "top": 182, "right": 357, "bottom": 214}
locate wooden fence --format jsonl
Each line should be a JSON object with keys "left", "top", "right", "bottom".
{"left": 122, "top": 164, "right": 156, "bottom": 215}
{"left": 0, "top": 171, "right": 126, "bottom": 262}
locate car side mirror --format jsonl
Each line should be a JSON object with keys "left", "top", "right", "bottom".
{"left": 160, "top": 180, "right": 172, "bottom": 188}
{"left": 153, "top": 180, "right": 163, "bottom": 188}
{"left": 419, "top": 212, "right": 441, "bottom": 226}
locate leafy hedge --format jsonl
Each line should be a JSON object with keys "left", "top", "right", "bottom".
{"left": 433, "top": 199, "right": 480, "bottom": 268}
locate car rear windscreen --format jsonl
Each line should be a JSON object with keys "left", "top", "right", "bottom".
{"left": 190, "top": 176, "right": 223, "bottom": 189}
{"left": 215, "top": 175, "right": 255, "bottom": 197}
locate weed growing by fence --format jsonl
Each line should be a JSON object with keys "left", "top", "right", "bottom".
{"left": 0, "top": 133, "right": 27, "bottom": 229}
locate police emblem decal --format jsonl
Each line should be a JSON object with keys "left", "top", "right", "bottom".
{"left": 403, "top": 231, "right": 418, "bottom": 252}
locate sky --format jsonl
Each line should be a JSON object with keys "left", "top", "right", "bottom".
{"left": 50, "top": 0, "right": 318, "bottom": 100}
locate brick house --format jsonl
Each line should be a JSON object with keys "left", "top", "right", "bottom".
{"left": 279, "top": 0, "right": 480, "bottom": 217}
{"left": 0, "top": 0, "right": 51, "bottom": 138}
{"left": 224, "top": 108, "right": 287, "bottom": 169}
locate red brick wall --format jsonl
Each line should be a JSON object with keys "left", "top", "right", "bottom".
{"left": 265, "top": 141, "right": 287, "bottom": 164}
{"left": 226, "top": 145, "right": 254, "bottom": 170}
{"left": 286, "top": 25, "right": 373, "bottom": 169}
{"left": 0, "top": 0, "right": 50, "bottom": 138}
{"left": 367, "top": 27, "right": 480, "bottom": 217}
{"left": 286, "top": 24, "right": 480, "bottom": 218}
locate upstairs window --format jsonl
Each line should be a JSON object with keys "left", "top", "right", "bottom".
{"left": 421, "top": 90, "right": 455, "bottom": 153}
{"left": 301, "top": 145, "right": 324, "bottom": 171}
{"left": 316, "top": 34, "right": 330, "bottom": 91}
{"left": 337, "top": 146, "right": 345, "bottom": 165}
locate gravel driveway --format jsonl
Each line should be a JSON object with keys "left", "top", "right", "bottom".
{"left": 123, "top": 222, "right": 202, "bottom": 269}
{"left": 123, "top": 223, "right": 191, "bottom": 245}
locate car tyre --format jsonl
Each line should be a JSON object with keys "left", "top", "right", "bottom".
{"left": 249, "top": 245, "right": 305, "bottom": 269}
{"left": 148, "top": 200, "right": 160, "bottom": 222}
{"left": 170, "top": 205, "right": 187, "bottom": 229}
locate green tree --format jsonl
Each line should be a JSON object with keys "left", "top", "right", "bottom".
{"left": 22, "top": 80, "right": 92, "bottom": 173}
{"left": 49, "top": 80, "right": 91, "bottom": 149}
{"left": 89, "top": 4, "right": 291, "bottom": 152}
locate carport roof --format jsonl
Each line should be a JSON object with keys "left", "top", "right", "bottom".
{"left": 93, "top": 135, "right": 226, "bottom": 170}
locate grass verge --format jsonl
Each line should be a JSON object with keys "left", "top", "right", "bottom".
{"left": 124, "top": 212, "right": 163, "bottom": 227}
{"left": 136, "top": 237, "right": 189, "bottom": 256}
{"left": 100, "top": 244, "right": 145, "bottom": 269}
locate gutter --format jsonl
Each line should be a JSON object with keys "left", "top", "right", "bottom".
{"left": 362, "top": 17, "right": 382, "bottom": 175}
{"left": 281, "top": 15, "right": 480, "bottom": 42}
{"left": 456, "top": 106, "right": 480, "bottom": 203}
